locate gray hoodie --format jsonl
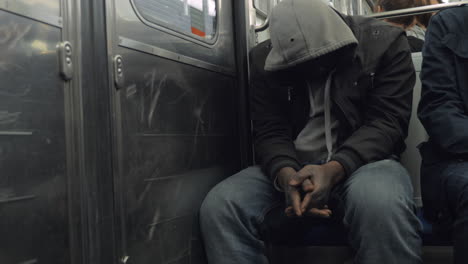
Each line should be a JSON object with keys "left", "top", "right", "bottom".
{"left": 265, "top": 0, "right": 358, "bottom": 72}
{"left": 265, "top": 0, "right": 358, "bottom": 164}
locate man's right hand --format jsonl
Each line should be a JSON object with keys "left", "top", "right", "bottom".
{"left": 277, "top": 167, "right": 303, "bottom": 216}
{"left": 277, "top": 166, "right": 333, "bottom": 218}
{"left": 277, "top": 167, "right": 317, "bottom": 217}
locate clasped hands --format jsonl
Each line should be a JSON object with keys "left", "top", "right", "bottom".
{"left": 276, "top": 161, "right": 345, "bottom": 218}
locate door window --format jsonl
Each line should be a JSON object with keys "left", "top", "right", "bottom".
{"left": 132, "top": 0, "right": 218, "bottom": 42}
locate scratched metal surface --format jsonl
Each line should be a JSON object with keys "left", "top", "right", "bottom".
{"left": 112, "top": 44, "right": 239, "bottom": 263}
{"left": 0, "top": 10, "right": 70, "bottom": 264}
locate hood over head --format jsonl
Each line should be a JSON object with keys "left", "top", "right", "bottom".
{"left": 265, "top": 0, "right": 358, "bottom": 72}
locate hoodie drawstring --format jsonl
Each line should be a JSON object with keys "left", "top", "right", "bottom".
{"left": 324, "top": 70, "right": 335, "bottom": 163}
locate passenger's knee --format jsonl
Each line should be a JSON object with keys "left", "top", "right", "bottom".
{"left": 457, "top": 186, "right": 468, "bottom": 216}
{"left": 353, "top": 160, "right": 412, "bottom": 187}
{"left": 346, "top": 162, "right": 415, "bottom": 224}
{"left": 200, "top": 167, "right": 277, "bottom": 232}
{"left": 350, "top": 188, "right": 410, "bottom": 219}
{"left": 346, "top": 192, "right": 419, "bottom": 241}
{"left": 200, "top": 182, "right": 233, "bottom": 225}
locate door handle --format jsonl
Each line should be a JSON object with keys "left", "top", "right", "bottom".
{"left": 57, "top": 41, "right": 73, "bottom": 81}
{"left": 113, "top": 55, "right": 125, "bottom": 90}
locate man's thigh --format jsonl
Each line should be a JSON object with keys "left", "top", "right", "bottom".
{"left": 442, "top": 162, "right": 468, "bottom": 214}
{"left": 201, "top": 166, "right": 282, "bottom": 224}
{"left": 422, "top": 161, "right": 468, "bottom": 222}
{"left": 340, "top": 159, "right": 415, "bottom": 219}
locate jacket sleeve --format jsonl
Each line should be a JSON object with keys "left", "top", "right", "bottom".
{"left": 418, "top": 14, "right": 468, "bottom": 154}
{"left": 332, "top": 34, "right": 415, "bottom": 176}
{"left": 250, "top": 45, "right": 302, "bottom": 180}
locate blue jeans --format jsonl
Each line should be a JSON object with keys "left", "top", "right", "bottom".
{"left": 200, "top": 160, "right": 422, "bottom": 264}
{"left": 421, "top": 160, "right": 468, "bottom": 264}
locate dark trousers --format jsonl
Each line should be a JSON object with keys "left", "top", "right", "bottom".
{"left": 421, "top": 160, "right": 468, "bottom": 264}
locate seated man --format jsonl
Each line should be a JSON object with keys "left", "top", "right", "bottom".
{"left": 407, "top": 0, "right": 443, "bottom": 41}
{"left": 200, "top": 0, "right": 422, "bottom": 263}
{"left": 418, "top": 5, "right": 468, "bottom": 264}
{"left": 375, "top": 0, "right": 424, "bottom": 52}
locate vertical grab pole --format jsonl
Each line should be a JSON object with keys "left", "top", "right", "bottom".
{"left": 357, "top": 0, "right": 364, "bottom": 15}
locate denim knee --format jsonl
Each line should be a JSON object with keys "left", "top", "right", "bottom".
{"left": 200, "top": 181, "right": 234, "bottom": 227}
{"left": 200, "top": 167, "right": 276, "bottom": 227}
{"left": 348, "top": 185, "right": 413, "bottom": 225}
{"left": 344, "top": 160, "right": 417, "bottom": 228}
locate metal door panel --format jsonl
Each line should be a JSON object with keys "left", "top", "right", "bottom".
{"left": 113, "top": 0, "right": 236, "bottom": 74}
{"left": 107, "top": 0, "right": 241, "bottom": 261}
{"left": 0, "top": 10, "right": 70, "bottom": 263}
{"left": 112, "top": 47, "right": 239, "bottom": 263}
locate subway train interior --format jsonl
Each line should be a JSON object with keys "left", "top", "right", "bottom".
{"left": 0, "top": 0, "right": 467, "bottom": 263}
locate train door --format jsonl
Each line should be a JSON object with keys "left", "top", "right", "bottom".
{"left": 104, "top": 0, "right": 242, "bottom": 263}
{"left": 0, "top": 0, "right": 84, "bottom": 263}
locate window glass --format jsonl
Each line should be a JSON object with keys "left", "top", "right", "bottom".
{"left": 133, "top": 0, "right": 217, "bottom": 41}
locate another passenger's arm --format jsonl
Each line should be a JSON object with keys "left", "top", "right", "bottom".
{"left": 418, "top": 14, "right": 468, "bottom": 154}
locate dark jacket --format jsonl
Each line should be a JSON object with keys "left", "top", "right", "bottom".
{"left": 418, "top": 6, "right": 468, "bottom": 162}
{"left": 417, "top": 6, "right": 468, "bottom": 224}
{"left": 251, "top": 15, "right": 415, "bottom": 179}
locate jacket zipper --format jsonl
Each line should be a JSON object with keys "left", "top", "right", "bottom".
{"left": 370, "top": 72, "right": 375, "bottom": 89}
{"left": 287, "top": 87, "right": 293, "bottom": 102}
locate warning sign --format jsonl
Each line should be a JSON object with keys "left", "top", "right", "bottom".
{"left": 190, "top": 5, "right": 206, "bottom": 37}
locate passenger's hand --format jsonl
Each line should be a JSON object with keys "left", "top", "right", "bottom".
{"left": 276, "top": 167, "right": 306, "bottom": 217}
{"left": 286, "top": 161, "right": 345, "bottom": 218}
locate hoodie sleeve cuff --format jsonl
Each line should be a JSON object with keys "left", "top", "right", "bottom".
{"left": 267, "top": 156, "right": 302, "bottom": 181}
{"left": 331, "top": 149, "right": 364, "bottom": 177}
